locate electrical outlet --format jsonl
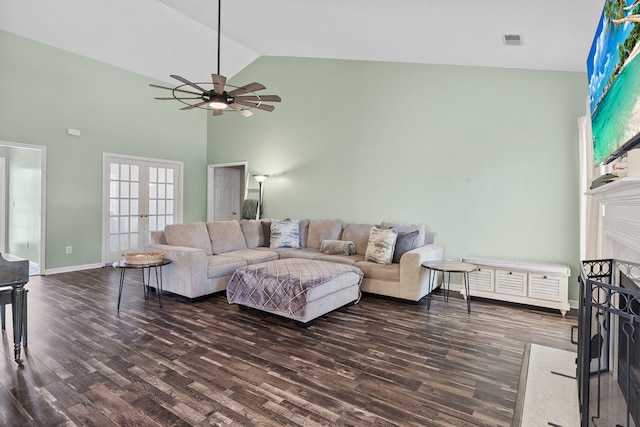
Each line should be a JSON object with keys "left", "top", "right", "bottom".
{"left": 66, "top": 246, "right": 72, "bottom": 254}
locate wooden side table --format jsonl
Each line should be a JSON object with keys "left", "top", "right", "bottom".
{"left": 112, "top": 259, "right": 171, "bottom": 312}
{"left": 422, "top": 261, "right": 477, "bottom": 313}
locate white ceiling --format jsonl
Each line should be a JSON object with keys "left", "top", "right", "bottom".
{"left": 0, "top": 0, "right": 605, "bottom": 84}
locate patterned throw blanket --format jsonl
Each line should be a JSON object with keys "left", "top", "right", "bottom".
{"left": 227, "top": 258, "right": 363, "bottom": 320}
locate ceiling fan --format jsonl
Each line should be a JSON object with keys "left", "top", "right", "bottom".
{"left": 149, "top": 0, "right": 281, "bottom": 117}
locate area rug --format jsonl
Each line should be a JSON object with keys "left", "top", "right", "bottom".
{"left": 515, "top": 343, "right": 579, "bottom": 427}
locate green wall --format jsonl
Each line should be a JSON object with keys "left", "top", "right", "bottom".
{"left": 208, "top": 57, "right": 587, "bottom": 300}
{"left": 0, "top": 30, "right": 209, "bottom": 270}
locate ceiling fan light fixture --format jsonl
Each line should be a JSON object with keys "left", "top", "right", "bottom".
{"left": 149, "top": 0, "right": 280, "bottom": 117}
{"left": 209, "top": 101, "right": 227, "bottom": 109}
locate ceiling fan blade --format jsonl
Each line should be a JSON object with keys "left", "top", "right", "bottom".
{"left": 170, "top": 75, "right": 208, "bottom": 93}
{"left": 235, "top": 95, "right": 281, "bottom": 103}
{"left": 228, "top": 103, "right": 254, "bottom": 117}
{"left": 227, "top": 82, "right": 266, "bottom": 97}
{"left": 154, "top": 97, "right": 202, "bottom": 100}
{"left": 211, "top": 74, "right": 227, "bottom": 94}
{"left": 149, "top": 84, "right": 201, "bottom": 96}
{"left": 212, "top": 109, "right": 224, "bottom": 117}
{"left": 180, "top": 100, "right": 210, "bottom": 111}
{"left": 234, "top": 99, "right": 275, "bottom": 112}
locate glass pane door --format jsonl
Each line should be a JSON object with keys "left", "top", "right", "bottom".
{"left": 104, "top": 155, "right": 182, "bottom": 263}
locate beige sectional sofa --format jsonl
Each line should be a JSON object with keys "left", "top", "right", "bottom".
{"left": 146, "top": 218, "right": 444, "bottom": 302}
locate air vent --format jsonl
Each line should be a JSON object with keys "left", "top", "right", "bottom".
{"left": 503, "top": 34, "right": 523, "bottom": 46}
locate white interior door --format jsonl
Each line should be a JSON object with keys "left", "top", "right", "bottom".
{"left": 214, "top": 167, "right": 241, "bottom": 221}
{"left": 104, "top": 154, "right": 183, "bottom": 263}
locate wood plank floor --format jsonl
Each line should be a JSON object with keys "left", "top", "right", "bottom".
{"left": 0, "top": 267, "right": 577, "bottom": 426}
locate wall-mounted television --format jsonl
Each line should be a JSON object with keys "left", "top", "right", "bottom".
{"left": 587, "top": 1, "right": 640, "bottom": 165}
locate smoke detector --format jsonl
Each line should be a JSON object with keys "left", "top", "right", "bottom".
{"left": 503, "top": 34, "right": 523, "bottom": 46}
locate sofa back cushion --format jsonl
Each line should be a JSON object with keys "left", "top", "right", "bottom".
{"left": 207, "top": 220, "right": 248, "bottom": 254}
{"left": 381, "top": 221, "right": 426, "bottom": 248}
{"left": 164, "top": 222, "right": 212, "bottom": 255}
{"left": 341, "top": 222, "right": 377, "bottom": 255}
{"left": 240, "top": 219, "right": 266, "bottom": 248}
{"left": 306, "top": 219, "right": 343, "bottom": 249}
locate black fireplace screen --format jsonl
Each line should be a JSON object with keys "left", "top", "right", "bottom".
{"left": 579, "top": 259, "right": 640, "bottom": 427}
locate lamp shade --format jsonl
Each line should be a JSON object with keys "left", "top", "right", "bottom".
{"left": 253, "top": 174, "right": 269, "bottom": 183}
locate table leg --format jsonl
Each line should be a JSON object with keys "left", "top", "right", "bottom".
{"left": 117, "top": 268, "right": 126, "bottom": 312}
{"left": 444, "top": 271, "right": 451, "bottom": 303}
{"left": 464, "top": 272, "right": 471, "bottom": 314}
{"left": 427, "top": 268, "right": 435, "bottom": 310}
{"left": 142, "top": 267, "right": 151, "bottom": 301}
{"left": 154, "top": 266, "right": 164, "bottom": 308}
{"left": 11, "top": 284, "right": 26, "bottom": 364}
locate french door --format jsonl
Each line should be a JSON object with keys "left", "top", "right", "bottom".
{"left": 103, "top": 154, "right": 183, "bottom": 263}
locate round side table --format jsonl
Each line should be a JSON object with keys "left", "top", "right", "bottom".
{"left": 422, "top": 261, "right": 477, "bottom": 313}
{"left": 112, "top": 259, "right": 171, "bottom": 312}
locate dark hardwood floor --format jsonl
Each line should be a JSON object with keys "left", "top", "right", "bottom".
{"left": 0, "top": 267, "right": 577, "bottom": 426}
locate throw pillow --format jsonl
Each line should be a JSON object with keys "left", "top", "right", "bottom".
{"left": 364, "top": 227, "right": 398, "bottom": 265}
{"left": 270, "top": 219, "right": 301, "bottom": 249}
{"left": 392, "top": 230, "right": 419, "bottom": 263}
{"left": 320, "top": 240, "right": 356, "bottom": 256}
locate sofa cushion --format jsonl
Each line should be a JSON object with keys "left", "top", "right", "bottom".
{"left": 314, "top": 254, "right": 363, "bottom": 265}
{"left": 240, "top": 219, "right": 266, "bottom": 248}
{"left": 270, "top": 219, "right": 301, "bottom": 249}
{"left": 164, "top": 222, "right": 212, "bottom": 256}
{"left": 341, "top": 223, "right": 377, "bottom": 255}
{"left": 207, "top": 255, "right": 247, "bottom": 279}
{"left": 278, "top": 248, "right": 321, "bottom": 259}
{"left": 392, "top": 230, "right": 419, "bottom": 263}
{"left": 365, "top": 227, "right": 398, "bottom": 265}
{"left": 381, "top": 221, "right": 426, "bottom": 248}
{"left": 307, "top": 219, "right": 343, "bottom": 249}
{"left": 219, "top": 249, "right": 279, "bottom": 265}
{"left": 354, "top": 260, "right": 400, "bottom": 281}
{"left": 207, "top": 221, "right": 248, "bottom": 254}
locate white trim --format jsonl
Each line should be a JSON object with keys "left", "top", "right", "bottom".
{"left": 207, "top": 161, "right": 248, "bottom": 222}
{"left": 0, "top": 140, "right": 47, "bottom": 274}
{"left": 44, "top": 262, "right": 104, "bottom": 275}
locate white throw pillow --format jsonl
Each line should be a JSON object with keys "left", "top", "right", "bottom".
{"left": 270, "top": 219, "right": 301, "bottom": 249}
{"left": 365, "top": 227, "right": 398, "bottom": 265}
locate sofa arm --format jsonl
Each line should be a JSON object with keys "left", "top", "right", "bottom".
{"left": 398, "top": 244, "right": 444, "bottom": 301}
{"left": 145, "top": 243, "right": 209, "bottom": 299}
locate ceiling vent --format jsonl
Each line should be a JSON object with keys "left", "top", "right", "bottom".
{"left": 503, "top": 34, "right": 523, "bottom": 46}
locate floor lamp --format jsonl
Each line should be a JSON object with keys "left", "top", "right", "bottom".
{"left": 253, "top": 174, "right": 269, "bottom": 219}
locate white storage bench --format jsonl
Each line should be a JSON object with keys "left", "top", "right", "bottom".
{"left": 461, "top": 256, "right": 570, "bottom": 316}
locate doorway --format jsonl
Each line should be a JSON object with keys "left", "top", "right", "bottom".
{"left": 103, "top": 154, "right": 183, "bottom": 264}
{"left": 207, "top": 161, "right": 247, "bottom": 222}
{"left": 0, "top": 141, "right": 46, "bottom": 275}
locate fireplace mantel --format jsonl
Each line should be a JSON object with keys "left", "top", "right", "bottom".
{"left": 586, "top": 177, "right": 640, "bottom": 203}
{"left": 587, "top": 177, "right": 640, "bottom": 262}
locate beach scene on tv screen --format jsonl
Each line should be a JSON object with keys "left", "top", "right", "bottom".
{"left": 588, "top": 0, "right": 640, "bottom": 164}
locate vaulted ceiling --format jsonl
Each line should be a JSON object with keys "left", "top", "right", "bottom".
{"left": 0, "top": 0, "right": 605, "bottom": 84}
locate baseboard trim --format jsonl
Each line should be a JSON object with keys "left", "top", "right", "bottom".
{"left": 43, "top": 263, "right": 103, "bottom": 275}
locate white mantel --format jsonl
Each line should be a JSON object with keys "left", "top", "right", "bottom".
{"left": 587, "top": 177, "right": 640, "bottom": 263}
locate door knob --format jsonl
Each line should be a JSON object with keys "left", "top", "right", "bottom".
{"left": 233, "top": 212, "right": 237, "bottom": 215}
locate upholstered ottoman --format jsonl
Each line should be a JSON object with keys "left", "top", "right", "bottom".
{"left": 226, "top": 258, "right": 363, "bottom": 325}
